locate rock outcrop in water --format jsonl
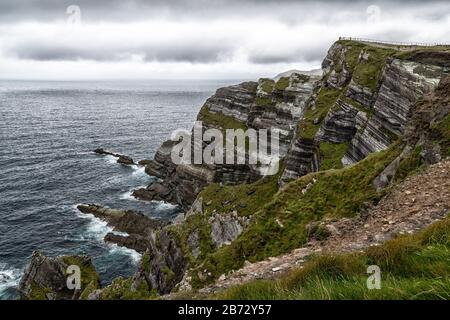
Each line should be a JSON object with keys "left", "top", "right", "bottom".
{"left": 94, "top": 148, "right": 135, "bottom": 165}
{"left": 77, "top": 204, "right": 167, "bottom": 252}
{"left": 77, "top": 204, "right": 187, "bottom": 294}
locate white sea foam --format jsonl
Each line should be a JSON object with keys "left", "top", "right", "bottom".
{"left": 120, "top": 185, "right": 147, "bottom": 201}
{"left": 0, "top": 263, "right": 22, "bottom": 299}
{"left": 119, "top": 190, "right": 134, "bottom": 200}
{"left": 105, "top": 155, "right": 117, "bottom": 164}
{"left": 111, "top": 230, "right": 129, "bottom": 237}
{"left": 107, "top": 243, "right": 142, "bottom": 265}
{"left": 75, "top": 209, "right": 113, "bottom": 241}
{"left": 152, "top": 200, "right": 178, "bottom": 211}
{"left": 73, "top": 205, "right": 138, "bottom": 265}
{"left": 131, "top": 165, "right": 146, "bottom": 176}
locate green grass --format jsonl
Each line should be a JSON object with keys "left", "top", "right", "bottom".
{"left": 198, "top": 106, "right": 248, "bottom": 131}
{"left": 296, "top": 41, "right": 395, "bottom": 140}
{"left": 319, "top": 142, "right": 349, "bottom": 170}
{"left": 352, "top": 47, "right": 396, "bottom": 91}
{"left": 165, "top": 173, "right": 281, "bottom": 266}
{"left": 218, "top": 216, "right": 450, "bottom": 300}
{"left": 260, "top": 78, "right": 275, "bottom": 93}
{"left": 298, "top": 87, "right": 343, "bottom": 139}
{"left": 275, "top": 77, "right": 290, "bottom": 91}
{"left": 333, "top": 40, "right": 396, "bottom": 91}
{"left": 100, "top": 277, "right": 157, "bottom": 300}
{"left": 27, "top": 283, "right": 52, "bottom": 300}
{"left": 292, "top": 74, "right": 311, "bottom": 84}
{"left": 167, "top": 213, "right": 215, "bottom": 264}
{"left": 199, "top": 174, "right": 280, "bottom": 217}
{"left": 189, "top": 145, "right": 400, "bottom": 288}
{"left": 255, "top": 96, "right": 276, "bottom": 108}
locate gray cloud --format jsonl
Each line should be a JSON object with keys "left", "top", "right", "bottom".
{"left": 1, "top": 0, "right": 449, "bottom": 22}
{"left": 0, "top": 0, "right": 449, "bottom": 79}
{"left": 11, "top": 41, "right": 235, "bottom": 63}
{"left": 248, "top": 45, "right": 329, "bottom": 64}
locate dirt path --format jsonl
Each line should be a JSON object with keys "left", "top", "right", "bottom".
{"left": 196, "top": 159, "right": 450, "bottom": 295}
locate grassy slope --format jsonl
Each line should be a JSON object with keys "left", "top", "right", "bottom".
{"left": 165, "top": 173, "right": 281, "bottom": 267}
{"left": 190, "top": 144, "right": 401, "bottom": 288}
{"left": 200, "top": 175, "right": 280, "bottom": 217}
{"left": 319, "top": 142, "right": 349, "bottom": 170}
{"left": 219, "top": 215, "right": 450, "bottom": 300}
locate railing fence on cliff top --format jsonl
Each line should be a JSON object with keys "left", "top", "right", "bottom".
{"left": 339, "top": 37, "right": 449, "bottom": 47}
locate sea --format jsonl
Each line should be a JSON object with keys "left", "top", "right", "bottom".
{"left": 0, "top": 79, "right": 238, "bottom": 299}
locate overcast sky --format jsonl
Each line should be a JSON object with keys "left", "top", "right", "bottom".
{"left": 0, "top": 0, "right": 449, "bottom": 80}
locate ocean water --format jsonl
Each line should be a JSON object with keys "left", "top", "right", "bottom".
{"left": 0, "top": 79, "right": 237, "bottom": 299}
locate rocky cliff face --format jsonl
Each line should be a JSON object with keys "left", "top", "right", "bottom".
{"left": 135, "top": 72, "right": 321, "bottom": 210}
{"left": 344, "top": 58, "right": 445, "bottom": 164}
{"left": 281, "top": 40, "right": 449, "bottom": 184}
{"left": 19, "top": 39, "right": 450, "bottom": 300}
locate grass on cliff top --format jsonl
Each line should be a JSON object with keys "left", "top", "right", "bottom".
{"left": 298, "top": 87, "right": 342, "bottom": 139}
{"left": 198, "top": 106, "right": 247, "bottom": 131}
{"left": 351, "top": 47, "right": 396, "bottom": 92}
{"left": 393, "top": 146, "right": 424, "bottom": 183}
{"left": 334, "top": 40, "right": 396, "bottom": 91}
{"left": 190, "top": 144, "right": 401, "bottom": 288}
{"left": 296, "top": 41, "right": 394, "bottom": 141}
{"left": 218, "top": 215, "right": 450, "bottom": 300}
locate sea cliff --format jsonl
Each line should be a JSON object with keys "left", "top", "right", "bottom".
{"left": 19, "top": 39, "right": 450, "bottom": 300}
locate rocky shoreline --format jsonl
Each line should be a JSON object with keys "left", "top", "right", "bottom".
{"left": 18, "top": 38, "right": 450, "bottom": 300}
